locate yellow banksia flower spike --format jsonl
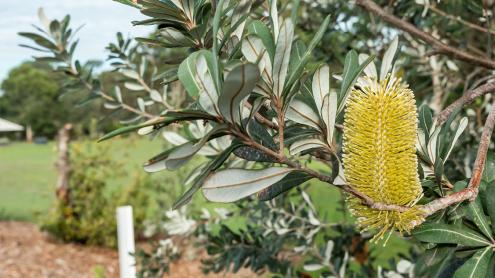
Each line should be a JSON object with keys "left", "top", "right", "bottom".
{"left": 343, "top": 76, "right": 424, "bottom": 243}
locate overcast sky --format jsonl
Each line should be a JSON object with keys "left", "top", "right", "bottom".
{"left": 0, "top": 0, "right": 152, "bottom": 83}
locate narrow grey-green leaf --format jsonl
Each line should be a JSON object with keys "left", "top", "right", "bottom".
{"left": 124, "top": 82, "right": 145, "bottom": 91}
{"left": 202, "top": 167, "right": 293, "bottom": 202}
{"left": 121, "top": 69, "right": 140, "bottom": 80}
{"left": 98, "top": 117, "right": 167, "bottom": 142}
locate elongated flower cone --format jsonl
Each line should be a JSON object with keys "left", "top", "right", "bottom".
{"left": 343, "top": 76, "right": 424, "bottom": 242}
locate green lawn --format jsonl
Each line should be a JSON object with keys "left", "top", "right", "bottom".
{"left": 0, "top": 137, "right": 163, "bottom": 221}
{"left": 0, "top": 136, "right": 410, "bottom": 267}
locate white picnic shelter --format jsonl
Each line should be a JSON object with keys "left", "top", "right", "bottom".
{"left": 0, "top": 118, "right": 23, "bottom": 132}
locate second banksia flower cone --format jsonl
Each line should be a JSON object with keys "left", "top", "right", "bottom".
{"left": 343, "top": 76, "right": 424, "bottom": 242}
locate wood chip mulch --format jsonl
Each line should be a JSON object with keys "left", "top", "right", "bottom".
{"left": 0, "top": 221, "right": 255, "bottom": 278}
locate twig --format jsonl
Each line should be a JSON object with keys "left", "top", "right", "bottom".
{"left": 69, "top": 69, "right": 157, "bottom": 120}
{"left": 423, "top": 101, "right": 495, "bottom": 215}
{"left": 355, "top": 0, "right": 495, "bottom": 69}
{"left": 428, "top": 5, "right": 495, "bottom": 36}
{"left": 244, "top": 101, "right": 278, "bottom": 129}
{"left": 436, "top": 81, "right": 495, "bottom": 125}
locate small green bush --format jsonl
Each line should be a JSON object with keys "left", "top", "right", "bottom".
{"left": 41, "top": 141, "right": 156, "bottom": 247}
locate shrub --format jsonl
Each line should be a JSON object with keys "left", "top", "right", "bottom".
{"left": 42, "top": 141, "right": 156, "bottom": 247}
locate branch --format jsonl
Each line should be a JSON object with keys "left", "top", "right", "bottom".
{"left": 428, "top": 5, "right": 495, "bottom": 36}
{"left": 233, "top": 129, "right": 410, "bottom": 213}
{"left": 244, "top": 101, "right": 278, "bottom": 129}
{"left": 423, "top": 100, "right": 495, "bottom": 216}
{"left": 436, "top": 81, "right": 495, "bottom": 125}
{"left": 355, "top": 0, "right": 495, "bottom": 69}
{"left": 69, "top": 69, "right": 157, "bottom": 120}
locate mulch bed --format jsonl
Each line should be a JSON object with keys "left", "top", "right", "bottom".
{"left": 0, "top": 221, "right": 254, "bottom": 278}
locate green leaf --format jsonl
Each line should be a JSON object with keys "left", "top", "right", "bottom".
{"left": 422, "top": 246, "right": 453, "bottom": 267}
{"left": 483, "top": 153, "right": 495, "bottom": 183}
{"left": 113, "top": 0, "right": 141, "bottom": 8}
{"left": 219, "top": 63, "right": 260, "bottom": 123}
{"left": 195, "top": 53, "right": 220, "bottom": 115}
{"left": 269, "top": 0, "right": 279, "bottom": 40}
{"left": 244, "top": 119, "right": 277, "bottom": 150}
{"left": 210, "top": 0, "right": 224, "bottom": 92}
{"left": 160, "top": 27, "right": 195, "bottom": 47}
{"left": 258, "top": 171, "right": 313, "bottom": 201}
{"left": 322, "top": 91, "right": 337, "bottom": 144}
{"left": 288, "top": 40, "right": 306, "bottom": 78}
{"left": 124, "top": 82, "right": 145, "bottom": 91}
{"left": 453, "top": 247, "right": 493, "bottom": 278}
{"left": 233, "top": 146, "right": 276, "bottom": 162}
{"left": 202, "top": 167, "right": 293, "bottom": 202}
{"left": 98, "top": 118, "right": 167, "bottom": 142}
{"left": 419, "top": 104, "right": 433, "bottom": 141}
{"left": 312, "top": 64, "right": 330, "bottom": 113}
{"left": 413, "top": 223, "right": 491, "bottom": 247}
{"left": 467, "top": 199, "right": 494, "bottom": 241}
{"left": 379, "top": 36, "right": 398, "bottom": 80}
{"left": 286, "top": 100, "right": 321, "bottom": 130}
{"left": 178, "top": 51, "right": 201, "bottom": 97}
{"left": 289, "top": 138, "right": 326, "bottom": 155}
{"left": 98, "top": 110, "right": 216, "bottom": 142}
{"left": 337, "top": 50, "right": 374, "bottom": 114}
{"left": 143, "top": 124, "right": 228, "bottom": 172}
{"left": 272, "top": 19, "right": 294, "bottom": 97}
{"left": 284, "top": 15, "right": 330, "bottom": 97}
{"left": 247, "top": 20, "right": 275, "bottom": 61}
{"left": 486, "top": 181, "right": 495, "bottom": 231}
{"left": 290, "top": 0, "right": 301, "bottom": 25}
{"left": 172, "top": 141, "right": 241, "bottom": 209}
{"left": 18, "top": 32, "right": 58, "bottom": 51}
{"left": 434, "top": 157, "right": 444, "bottom": 187}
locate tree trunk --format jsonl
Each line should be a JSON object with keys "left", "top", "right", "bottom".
{"left": 55, "top": 123, "right": 72, "bottom": 203}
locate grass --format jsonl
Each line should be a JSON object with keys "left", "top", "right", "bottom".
{"left": 0, "top": 136, "right": 163, "bottom": 221}
{"left": 0, "top": 136, "right": 410, "bottom": 268}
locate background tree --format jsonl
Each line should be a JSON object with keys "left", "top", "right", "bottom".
{"left": 0, "top": 62, "right": 64, "bottom": 138}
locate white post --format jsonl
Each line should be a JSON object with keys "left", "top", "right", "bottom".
{"left": 116, "top": 206, "right": 137, "bottom": 278}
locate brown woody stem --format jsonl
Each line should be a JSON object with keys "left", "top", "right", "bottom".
{"left": 355, "top": 0, "right": 495, "bottom": 69}
{"left": 423, "top": 100, "right": 495, "bottom": 216}
{"left": 436, "top": 82, "right": 495, "bottom": 125}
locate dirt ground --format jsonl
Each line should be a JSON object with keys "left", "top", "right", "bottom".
{"left": 0, "top": 221, "right": 255, "bottom": 278}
